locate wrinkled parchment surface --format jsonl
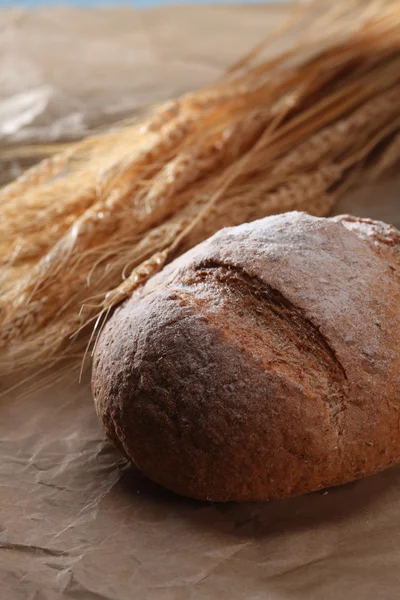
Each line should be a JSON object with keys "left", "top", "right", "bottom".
{"left": 1, "top": 4, "right": 400, "bottom": 599}
{"left": 1, "top": 4, "right": 277, "bottom": 142}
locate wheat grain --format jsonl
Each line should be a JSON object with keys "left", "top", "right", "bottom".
{"left": 0, "top": 148, "right": 74, "bottom": 205}
{"left": 271, "top": 86, "right": 400, "bottom": 176}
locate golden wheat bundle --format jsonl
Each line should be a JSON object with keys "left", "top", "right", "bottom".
{"left": 1, "top": 0, "right": 400, "bottom": 391}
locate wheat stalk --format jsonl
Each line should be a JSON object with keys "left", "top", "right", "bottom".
{"left": 372, "top": 131, "right": 400, "bottom": 178}
{"left": 271, "top": 86, "right": 400, "bottom": 176}
{"left": 1, "top": 0, "right": 400, "bottom": 391}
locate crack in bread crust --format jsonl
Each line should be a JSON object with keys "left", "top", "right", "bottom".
{"left": 177, "top": 259, "right": 349, "bottom": 435}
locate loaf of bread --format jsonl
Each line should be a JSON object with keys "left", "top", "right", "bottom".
{"left": 92, "top": 212, "right": 400, "bottom": 501}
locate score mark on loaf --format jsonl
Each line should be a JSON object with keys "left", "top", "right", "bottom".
{"left": 92, "top": 212, "right": 400, "bottom": 502}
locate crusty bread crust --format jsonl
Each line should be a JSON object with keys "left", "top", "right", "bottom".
{"left": 92, "top": 212, "right": 400, "bottom": 501}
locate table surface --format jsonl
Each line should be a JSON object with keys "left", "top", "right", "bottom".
{"left": 6, "top": 0, "right": 285, "bottom": 7}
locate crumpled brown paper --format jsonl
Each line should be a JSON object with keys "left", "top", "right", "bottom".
{"left": 1, "top": 4, "right": 400, "bottom": 600}
{"left": 0, "top": 4, "right": 284, "bottom": 143}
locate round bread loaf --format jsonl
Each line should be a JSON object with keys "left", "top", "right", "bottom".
{"left": 92, "top": 212, "right": 400, "bottom": 501}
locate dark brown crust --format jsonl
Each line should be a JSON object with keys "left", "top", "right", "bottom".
{"left": 92, "top": 212, "right": 400, "bottom": 501}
